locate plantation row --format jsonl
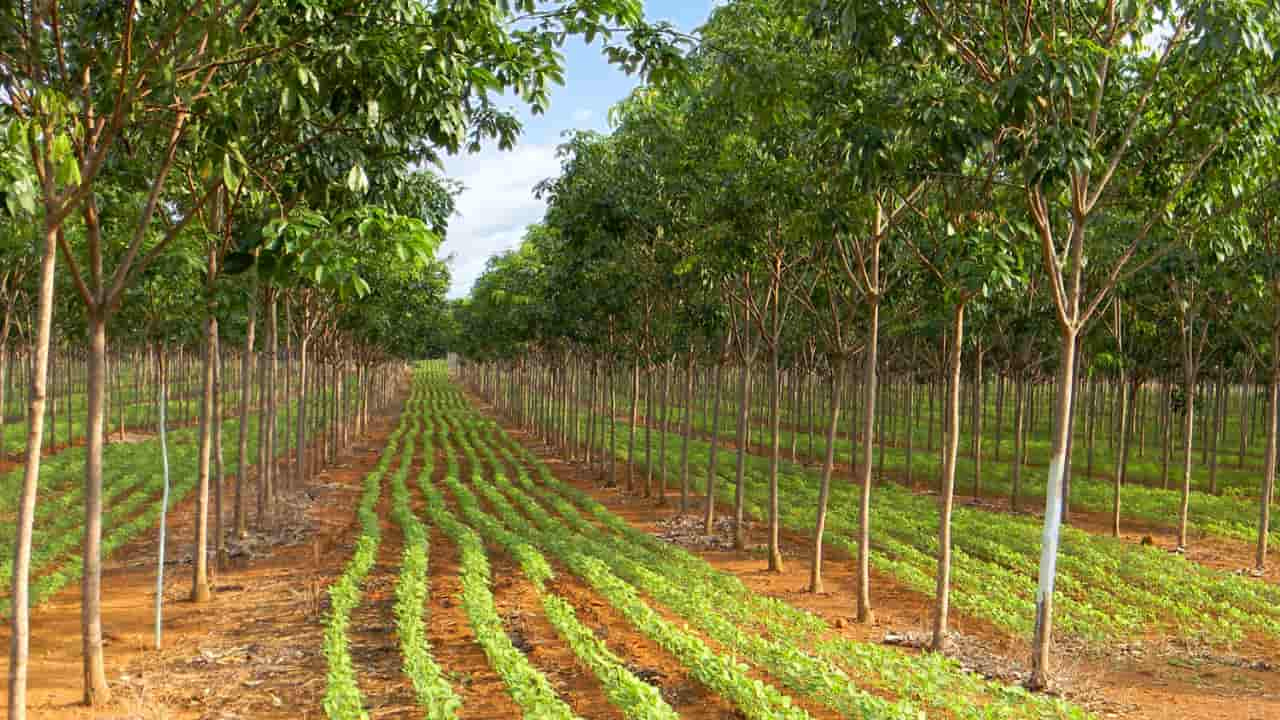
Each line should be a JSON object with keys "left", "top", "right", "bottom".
{"left": 590, "top": 408, "right": 1280, "bottom": 645}
{"left": 559, "top": 376, "right": 1280, "bottom": 550}
{"left": 461, "top": 365, "right": 1280, "bottom": 647}
{"left": 321, "top": 366, "right": 1089, "bottom": 719}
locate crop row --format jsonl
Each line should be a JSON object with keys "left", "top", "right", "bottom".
{"left": 594, "top": 413, "right": 1280, "bottom": 645}
{"left": 432, "top": 416, "right": 682, "bottom": 720}
{"left": 0, "top": 403, "right": 295, "bottom": 617}
{"left": 390, "top": 409, "right": 462, "bottom": 718}
{"left": 427, "top": 376, "right": 1088, "bottom": 720}
{"left": 321, "top": 384, "right": 420, "bottom": 719}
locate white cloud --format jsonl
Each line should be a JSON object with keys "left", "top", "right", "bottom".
{"left": 440, "top": 143, "right": 562, "bottom": 298}
{"left": 571, "top": 108, "right": 595, "bottom": 125}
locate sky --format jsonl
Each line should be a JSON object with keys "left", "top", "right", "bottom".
{"left": 438, "top": 1, "right": 715, "bottom": 299}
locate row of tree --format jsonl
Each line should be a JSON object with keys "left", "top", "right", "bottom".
{"left": 0, "top": 0, "right": 683, "bottom": 715}
{"left": 451, "top": 0, "right": 1280, "bottom": 689}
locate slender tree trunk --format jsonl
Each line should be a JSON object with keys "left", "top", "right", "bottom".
{"left": 1178, "top": 368, "right": 1197, "bottom": 549}
{"left": 154, "top": 352, "right": 171, "bottom": 650}
{"left": 810, "top": 364, "right": 842, "bottom": 593}
{"left": 933, "top": 303, "right": 965, "bottom": 651}
{"left": 265, "top": 292, "right": 279, "bottom": 524}
{"left": 1208, "top": 369, "right": 1224, "bottom": 494}
{"left": 7, "top": 223, "right": 59, "bottom": 720}
{"left": 627, "top": 360, "right": 639, "bottom": 492}
{"left": 705, "top": 360, "right": 724, "bottom": 534}
{"left": 856, "top": 298, "right": 879, "bottom": 624}
{"left": 213, "top": 346, "right": 225, "bottom": 570}
{"left": 191, "top": 308, "right": 216, "bottom": 604}
{"left": 657, "top": 362, "right": 670, "bottom": 506}
{"left": 608, "top": 363, "right": 618, "bottom": 487}
{"left": 1110, "top": 371, "right": 1130, "bottom": 537}
{"left": 296, "top": 333, "right": 310, "bottom": 489}
{"left": 733, "top": 359, "right": 753, "bottom": 551}
{"left": 1029, "top": 323, "right": 1079, "bottom": 690}
{"left": 1086, "top": 375, "right": 1097, "bottom": 481}
{"left": 1011, "top": 369, "right": 1027, "bottom": 510}
{"left": 993, "top": 372, "right": 1004, "bottom": 462}
{"left": 82, "top": 309, "right": 112, "bottom": 703}
{"left": 680, "top": 354, "right": 694, "bottom": 512}
{"left": 971, "top": 343, "right": 983, "bottom": 498}
{"left": 1257, "top": 335, "right": 1278, "bottom": 571}
{"left": 1161, "top": 380, "right": 1173, "bottom": 489}
{"left": 644, "top": 366, "right": 654, "bottom": 497}
{"left": 235, "top": 309, "right": 254, "bottom": 539}
{"left": 766, "top": 343, "right": 783, "bottom": 572}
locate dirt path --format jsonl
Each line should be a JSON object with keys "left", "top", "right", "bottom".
{"left": 345, "top": 483, "right": 417, "bottom": 717}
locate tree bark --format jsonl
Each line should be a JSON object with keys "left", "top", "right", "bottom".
{"left": 236, "top": 303, "right": 255, "bottom": 538}
{"left": 191, "top": 307, "right": 215, "bottom": 604}
{"left": 856, "top": 298, "right": 879, "bottom": 624}
{"left": 809, "top": 363, "right": 842, "bottom": 593}
{"left": 766, "top": 343, "right": 784, "bottom": 573}
{"left": 82, "top": 309, "right": 111, "bottom": 703}
{"left": 627, "top": 360, "right": 639, "bottom": 492}
{"left": 7, "top": 223, "right": 59, "bottom": 720}
{"left": 1257, "top": 332, "right": 1278, "bottom": 571}
{"left": 1011, "top": 369, "right": 1027, "bottom": 510}
{"left": 933, "top": 303, "right": 965, "bottom": 651}
{"left": 705, "top": 359, "right": 724, "bottom": 534}
{"left": 1111, "top": 371, "right": 1130, "bottom": 537}
{"left": 1029, "top": 323, "right": 1078, "bottom": 690}
{"left": 733, "top": 359, "right": 752, "bottom": 551}
{"left": 680, "top": 354, "right": 694, "bottom": 512}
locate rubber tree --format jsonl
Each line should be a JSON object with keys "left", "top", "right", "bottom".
{"left": 912, "top": 0, "right": 1280, "bottom": 687}
{"left": 0, "top": 116, "right": 50, "bottom": 720}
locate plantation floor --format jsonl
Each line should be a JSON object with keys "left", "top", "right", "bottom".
{"left": 499, "top": 425, "right": 1280, "bottom": 720}
{"left": 5, "top": 385, "right": 1278, "bottom": 720}
{"left": 0, "top": 406, "right": 403, "bottom": 719}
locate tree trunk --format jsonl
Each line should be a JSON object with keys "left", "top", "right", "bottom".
{"left": 680, "top": 354, "right": 694, "bottom": 513}
{"left": 1104, "top": 376, "right": 1127, "bottom": 539}
{"left": 1029, "top": 324, "right": 1078, "bottom": 690}
{"left": 1257, "top": 335, "right": 1278, "bottom": 571}
{"left": 856, "top": 298, "right": 879, "bottom": 624}
{"left": 809, "top": 364, "right": 842, "bottom": 593}
{"left": 1208, "top": 370, "right": 1224, "bottom": 494}
{"left": 733, "top": 360, "right": 752, "bottom": 551}
{"left": 7, "top": 223, "right": 58, "bottom": 720}
{"left": 296, "top": 333, "right": 309, "bottom": 488}
{"left": 971, "top": 343, "right": 983, "bottom": 498}
{"left": 1086, "top": 375, "right": 1097, "bottom": 481}
{"left": 705, "top": 360, "right": 724, "bottom": 534}
{"left": 1011, "top": 369, "right": 1027, "bottom": 510}
{"left": 627, "top": 361, "right": 639, "bottom": 492}
{"left": 644, "top": 366, "right": 654, "bottom": 496}
{"left": 933, "top": 303, "right": 965, "bottom": 651}
{"left": 766, "top": 344, "right": 784, "bottom": 573}
{"left": 213, "top": 346, "right": 226, "bottom": 570}
{"left": 657, "top": 363, "right": 670, "bottom": 506}
{"left": 1162, "top": 380, "right": 1173, "bottom": 489}
{"left": 191, "top": 309, "right": 216, "bottom": 604}
{"left": 1178, "top": 368, "right": 1197, "bottom": 549}
{"left": 82, "top": 309, "right": 112, "bottom": 703}
{"left": 235, "top": 303, "right": 253, "bottom": 536}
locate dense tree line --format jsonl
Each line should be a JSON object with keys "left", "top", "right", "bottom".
{"left": 0, "top": 0, "right": 683, "bottom": 715}
{"left": 452, "top": 0, "right": 1280, "bottom": 689}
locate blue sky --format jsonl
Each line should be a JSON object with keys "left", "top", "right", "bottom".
{"left": 439, "top": 1, "right": 714, "bottom": 298}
